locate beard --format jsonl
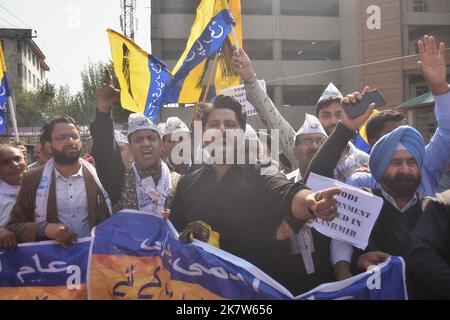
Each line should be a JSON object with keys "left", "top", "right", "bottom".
{"left": 52, "top": 147, "right": 81, "bottom": 165}
{"left": 382, "top": 172, "right": 421, "bottom": 199}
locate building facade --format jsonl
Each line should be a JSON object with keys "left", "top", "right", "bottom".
{"left": 150, "top": 0, "right": 450, "bottom": 131}
{"left": 0, "top": 28, "right": 50, "bottom": 93}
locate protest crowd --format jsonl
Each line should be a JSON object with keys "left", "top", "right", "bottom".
{"left": 0, "top": 2, "right": 450, "bottom": 301}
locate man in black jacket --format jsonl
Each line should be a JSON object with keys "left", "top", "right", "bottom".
{"left": 170, "top": 94, "right": 341, "bottom": 295}
{"left": 407, "top": 190, "right": 450, "bottom": 299}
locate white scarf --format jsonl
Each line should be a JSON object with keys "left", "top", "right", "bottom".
{"left": 0, "top": 180, "right": 20, "bottom": 196}
{"left": 132, "top": 161, "right": 172, "bottom": 216}
{"left": 35, "top": 158, "right": 112, "bottom": 223}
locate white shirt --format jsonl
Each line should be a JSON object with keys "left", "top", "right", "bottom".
{"left": 0, "top": 181, "right": 20, "bottom": 227}
{"left": 54, "top": 167, "right": 90, "bottom": 238}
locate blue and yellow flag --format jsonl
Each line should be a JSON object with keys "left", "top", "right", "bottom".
{"left": 108, "top": 29, "right": 172, "bottom": 122}
{"left": 166, "top": 0, "right": 237, "bottom": 104}
{"left": 0, "top": 44, "right": 11, "bottom": 134}
{"left": 353, "top": 109, "right": 380, "bottom": 154}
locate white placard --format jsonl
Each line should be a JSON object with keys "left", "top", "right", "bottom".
{"left": 220, "top": 80, "right": 266, "bottom": 117}
{"left": 306, "top": 173, "right": 383, "bottom": 250}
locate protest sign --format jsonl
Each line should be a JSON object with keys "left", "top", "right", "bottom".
{"left": 307, "top": 172, "right": 383, "bottom": 249}
{"left": 220, "top": 80, "right": 266, "bottom": 117}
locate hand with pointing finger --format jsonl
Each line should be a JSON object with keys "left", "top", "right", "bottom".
{"left": 292, "top": 187, "right": 342, "bottom": 221}
{"left": 97, "top": 68, "right": 120, "bottom": 113}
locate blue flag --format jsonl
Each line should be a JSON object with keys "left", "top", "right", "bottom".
{"left": 0, "top": 44, "right": 11, "bottom": 134}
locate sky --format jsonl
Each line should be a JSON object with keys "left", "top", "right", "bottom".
{"left": 0, "top": 0, "right": 153, "bottom": 93}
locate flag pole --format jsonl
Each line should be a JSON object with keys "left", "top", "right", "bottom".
{"left": 231, "top": 27, "right": 240, "bottom": 50}
{"left": 7, "top": 96, "right": 19, "bottom": 142}
{"left": 201, "top": 53, "right": 220, "bottom": 104}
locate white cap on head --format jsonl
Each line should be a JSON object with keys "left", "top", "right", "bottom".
{"left": 163, "top": 117, "right": 190, "bottom": 137}
{"left": 114, "top": 130, "right": 128, "bottom": 146}
{"left": 127, "top": 113, "right": 160, "bottom": 137}
{"left": 295, "top": 114, "right": 328, "bottom": 138}
{"left": 245, "top": 124, "right": 259, "bottom": 141}
{"left": 317, "top": 82, "right": 343, "bottom": 105}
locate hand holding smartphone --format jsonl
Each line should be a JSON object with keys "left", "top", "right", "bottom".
{"left": 342, "top": 89, "right": 387, "bottom": 119}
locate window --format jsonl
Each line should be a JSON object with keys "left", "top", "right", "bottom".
{"left": 280, "top": 0, "right": 339, "bottom": 16}
{"left": 413, "top": 0, "right": 427, "bottom": 12}
{"left": 28, "top": 48, "right": 31, "bottom": 62}
{"left": 160, "top": 0, "right": 200, "bottom": 14}
{"left": 282, "top": 85, "right": 325, "bottom": 106}
{"left": 242, "top": 0, "right": 272, "bottom": 15}
{"left": 28, "top": 70, "right": 31, "bottom": 84}
{"left": 16, "top": 41, "right": 22, "bottom": 55}
{"left": 242, "top": 40, "right": 274, "bottom": 60}
{"left": 33, "top": 74, "right": 36, "bottom": 87}
{"left": 17, "top": 64, "right": 22, "bottom": 79}
{"left": 24, "top": 66, "right": 27, "bottom": 80}
{"left": 282, "top": 40, "right": 341, "bottom": 61}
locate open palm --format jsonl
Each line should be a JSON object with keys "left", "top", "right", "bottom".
{"left": 418, "top": 35, "right": 447, "bottom": 94}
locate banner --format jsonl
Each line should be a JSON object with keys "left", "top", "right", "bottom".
{"left": 297, "top": 256, "right": 407, "bottom": 300}
{"left": 220, "top": 80, "right": 266, "bottom": 117}
{"left": 0, "top": 211, "right": 407, "bottom": 300}
{"left": 307, "top": 173, "right": 383, "bottom": 249}
{"left": 0, "top": 238, "right": 90, "bottom": 300}
{"left": 88, "top": 210, "right": 291, "bottom": 300}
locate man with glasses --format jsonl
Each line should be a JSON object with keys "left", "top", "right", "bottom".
{"left": 287, "top": 114, "right": 328, "bottom": 183}
{"left": 7, "top": 116, "right": 112, "bottom": 247}
{"left": 0, "top": 145, "right": 27, "bottom": 249}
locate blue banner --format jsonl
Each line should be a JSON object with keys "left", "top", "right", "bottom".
{"left": 88, "top": 210, "right": 291, "bottom": 300}
{"left": 0, "top": 239, "right": 90, "bottom": 300}
{"left": 297, "top": 256, "right": 407, "bottom": 300}
{"left": 0, "top": 211, "right": 408, "bottom": 300}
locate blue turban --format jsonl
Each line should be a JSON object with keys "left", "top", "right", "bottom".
{"left": 369, "top": 126, "right": 425, "bottom": 181}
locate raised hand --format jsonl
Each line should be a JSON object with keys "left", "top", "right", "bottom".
{"left": 418, "top": 35, "right": 449, "bottom": 95}
{"left": 231, "top": 47, "right": 256, "bottom": 82}
{"left": 97, "top": 68, "right": 120, "bottom": 112}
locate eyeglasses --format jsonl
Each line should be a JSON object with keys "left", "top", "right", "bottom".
{"left": 0, "top": 156, "right": 23, "bottom": 166}
{"left": 298, "top": 138, "right": 326, "bottom": 147}
{"left": 54, "top": 134, "right": 80, "bottom": 143}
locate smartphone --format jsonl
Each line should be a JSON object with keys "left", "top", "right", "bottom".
{"left": 342, "top": 89, "right": 387, "bottom": 119}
